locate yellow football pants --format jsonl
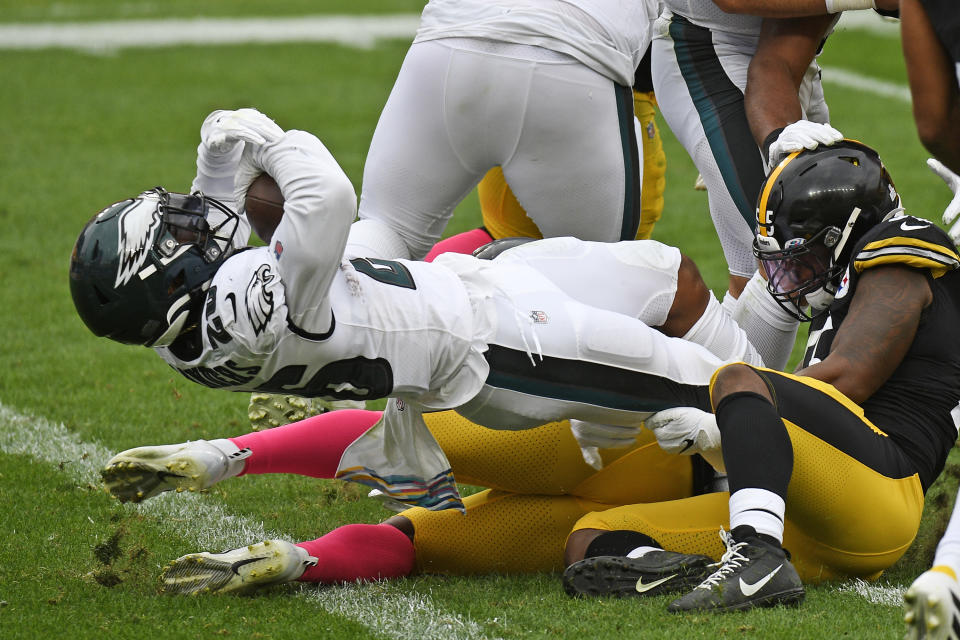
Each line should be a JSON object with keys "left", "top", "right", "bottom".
{"left": 571, "top": 370, "right": 925, "bottom": 583}
{"left": 405, "top": 411, "right": 693, "bottom": 574}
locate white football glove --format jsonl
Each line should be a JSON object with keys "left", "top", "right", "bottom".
{"left": 927, "top": 158, "right": 960, "bottom": 245}
{"left": 767, "top": 120, "right": 843, "bottom": 168}
{"left": 645, "top": 407, "right": 725, "bottom": 472}
{"left": 569, "top": 419, "right": 643, "bottom": 470}
{"left": 201, "top": 108, "right": 284, "bottom": 155}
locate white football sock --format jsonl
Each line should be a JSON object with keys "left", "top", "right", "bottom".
{"left": 729, "top": 488, "right": 785, "bottom": 543}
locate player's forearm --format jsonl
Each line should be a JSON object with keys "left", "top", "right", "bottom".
{"left": 745, "top": 58, "right": 804, "bottom": 147}
{"left": 902, "top": 0, "right": 960, "bottom": 173}
{"left": 746, "top": 16, "right": 833, "bottom": 147}
{"left": 797, "top": 266, "right": 930, "bottom": 403}
{"left": 260, "top": 131, "right": 357, "bottom": 321}
{"left": 714, "top": 0, "right": 875, "bottom": 16}
{"left": 920, "top": 112, "right": 960, "bottom": 174}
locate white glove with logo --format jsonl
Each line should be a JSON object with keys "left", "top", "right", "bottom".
{"left": 645, "top": 407, "right": 725, "bottom": 472}
{"left": 928, "top": 158, "right": 960, "bottom": 245}
{"left": 569, "top": 419, "right": 643, "bottom": 470}
{"left": 767, "top": 120, "right": 843, "bottom": 168}
{"left": 201, "top": 108, "right": 284, "bottom": 155}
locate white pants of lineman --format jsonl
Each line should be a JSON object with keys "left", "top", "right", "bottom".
{"left": 358, "top": 37, "right": 641, "bottom": 260}
{"left": 445, "top": 238, "right": 737, "bottom": 429}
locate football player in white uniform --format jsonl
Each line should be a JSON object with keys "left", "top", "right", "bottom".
{"left": 70, "top": 108, "right": 765, "bottom": 514}
{"left": 347, "top": 0, "right": 656, "bottom": 262}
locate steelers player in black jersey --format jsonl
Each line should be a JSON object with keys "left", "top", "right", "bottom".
{"left": 561, "top": 140, "right": 960, "bottom": 613}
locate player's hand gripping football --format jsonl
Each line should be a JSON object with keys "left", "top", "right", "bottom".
{"left": 927, "top": 158, "right": 960, "bottom": 245}
{"left": 645, "top": 407, "right": 725, "bottom": 472}
{"left": 201, "top": 108, "right": 284, "bottom": 155}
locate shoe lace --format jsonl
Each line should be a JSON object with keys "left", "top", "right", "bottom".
{"left": 695, "top": 528, "right": 749, "bottom": 590}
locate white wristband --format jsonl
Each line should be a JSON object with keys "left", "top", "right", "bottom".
{"left": 824, "top": 0, "right": 876, "bottom": 13}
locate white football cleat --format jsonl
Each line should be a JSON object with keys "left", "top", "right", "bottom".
{"left": 905, "top": 567, "right": 960, "bottom": 640}
{"left": 161, "top": 540, "right": 318, "bottom": 595}
{"left": 367, "top": 488, "right": 412, "bottom": 513}
{"left": 101, "top": 439, "right": 249, "bottom": 503}
{"left": 248, "top": 392, "right": 367, "bottom": 431}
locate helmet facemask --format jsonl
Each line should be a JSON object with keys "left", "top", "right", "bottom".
{"left": 755, "top": 223, "right": 847, "bottom": 321}
{"left": 155, "top": 189, "right": 240, "bottom": 265}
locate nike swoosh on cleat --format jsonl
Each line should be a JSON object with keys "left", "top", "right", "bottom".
{"left": 900, "top": 221, "right": 929, "bottom": 231}
{"left": 636, "top": 574, "right": 676, "bottom": 593}
{"left": 739, "top": 564, "right": 783, "bottom": 597}
{"left": 678, "top": 438, "right": 695, "bottom": 454}
{"left": 230, "top": 556, "right": 267, "bottom": 576}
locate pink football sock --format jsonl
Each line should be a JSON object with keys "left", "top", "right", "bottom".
{"left": 229, "top": 409, "right": 381, "bottom": 478}
{"left": 297, "top": 523, "right": 416, "bottom": 583}
{"left": 423, "top": 227, "right": 494, "bottom": 262}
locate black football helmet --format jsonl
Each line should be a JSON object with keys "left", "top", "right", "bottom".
{"left": 753, "top": 139, "right": 901, "bottom": 321}
{"left": 69, "top": 187, "right": 241, "bottom": 346}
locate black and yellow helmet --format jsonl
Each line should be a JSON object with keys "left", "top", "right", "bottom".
{"left": 69, "top": 187, "right": 241, "bottom": 346}
{"left": 753, "top": 139, "right": 901, "bottom": 321}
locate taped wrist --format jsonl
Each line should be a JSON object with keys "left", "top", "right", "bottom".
{"left": 824, "top": 0, "right": 875, "bottom": 13}
{"left": 761, "top": 127, "right": 785, "bottom": 165}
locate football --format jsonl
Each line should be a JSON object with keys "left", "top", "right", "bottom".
{"left": 244, "top": 172, "right": 284, "bottom": 243}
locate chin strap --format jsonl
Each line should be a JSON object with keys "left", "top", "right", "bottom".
{"left": 804, "top": 286, "right": 835, "bottom": 312}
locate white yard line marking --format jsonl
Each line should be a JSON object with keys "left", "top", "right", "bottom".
{"left": 0, "top": 15, "right": 420, "bottom": 51}
{"left": 822, "top": 68, "right": 912, "bottom": 104}
{"left": 0, "top": 401, "right": 497, "bottom": 640}
{"left": 0, "top": 14, "right": 911, "bottom": 111}
{"left": 837, "top": 579, "right": 906, "bottom": 607}
{"left": 835, "top": 11, "right": 900, "bottom": 37}
{"left": 0, "top": 11, "right": 897, "bottom": 52}
{"left": 303, "top": 585, "right": 494, "bottom": 640}
{"left": 0, "top": 400, "right": 906, "bottom": 617}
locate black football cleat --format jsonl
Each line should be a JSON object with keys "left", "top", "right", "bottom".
{"left": 668, "top": 526, "right": 805, "bottom": 613}
{"left": 563, "top": 549, "right": 714, "bottom": 598}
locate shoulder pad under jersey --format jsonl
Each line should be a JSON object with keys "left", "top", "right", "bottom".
{"left": 851, "top": 214, "right": 959, "bottom": 279}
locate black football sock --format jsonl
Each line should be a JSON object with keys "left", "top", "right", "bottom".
{"left": 584, "top": 531, "right": 661, "bottom": 558}
{"left": 715, "top": 391, "right": 792, "bottom": 498}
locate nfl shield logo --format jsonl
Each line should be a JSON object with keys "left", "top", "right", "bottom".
{"left": 274, "top": 240, "right": 284, "bottom": 260}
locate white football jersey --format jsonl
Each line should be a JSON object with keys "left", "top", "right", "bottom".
{"left": 155, "top": 128, "right": 493, "bottom": 412}
{"left": 659, "top": 1, "right": 761, "bottom": 36}
{"left": 414, "top": 0, "right": 656, "bottom": 86}
{"left": 154, "top": 246, "right": 491, "bottom": 411}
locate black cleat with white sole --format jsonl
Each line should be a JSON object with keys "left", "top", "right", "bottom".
{"left": 563, "top": 550, "right": 714, "bottom": 598}
{"left": 668, "top": 526, "right": 804, "bottom": 613}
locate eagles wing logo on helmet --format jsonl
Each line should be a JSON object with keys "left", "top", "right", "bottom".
{"left": 246, "top": 263, "right": 276, "bottom": 335}
{"left": 114, "top": 193, "right": 162, "bottom": 288}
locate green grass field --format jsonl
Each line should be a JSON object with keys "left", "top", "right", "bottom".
{"left": 1, "top": 4, "right": 957, "bottom": 639}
